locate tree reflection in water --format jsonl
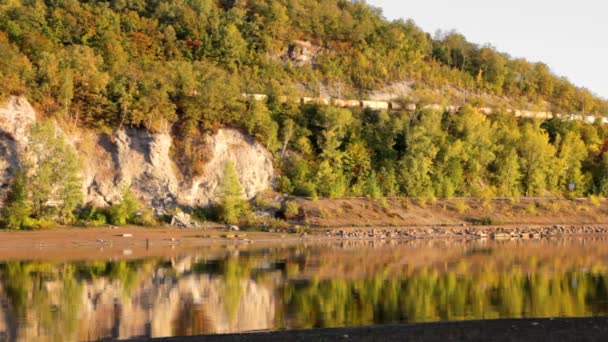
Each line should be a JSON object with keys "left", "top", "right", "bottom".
{"left": 0, "top": 238, "right": 607, "bottom": 341}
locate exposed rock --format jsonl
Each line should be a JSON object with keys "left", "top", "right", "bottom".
{"left": 283, "top": 40, "right": 322, "bottom": 66}
{"left": 171, "top": 212, "right": 196, "bottom": 229}
{"left": 0, "top": 96, "right": 36, "bottom": 205}
{"left": 182, "top": 128, "right": 274, "bottom": 207}
{"left": 0, "top": 96, "right": 36, "bottom": 144}
{"left": 0, "top": 97, "right": 276, "bottom": 210}
{"left": 368, "top": 81, "right": 414, "bottom": 101}
{"left": 78, "top": 127, "right": 274, "bottom": 208}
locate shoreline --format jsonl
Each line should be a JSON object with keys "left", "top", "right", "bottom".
{"left": 133, "top": 317, "right": 608, "bottom": 341}
{"left": 0, "top": 223, "right": 607, "bottom": 260}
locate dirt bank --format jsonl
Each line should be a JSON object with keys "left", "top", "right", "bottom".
{"left": 293, "top": 197, "right": 608, "bottom": 228}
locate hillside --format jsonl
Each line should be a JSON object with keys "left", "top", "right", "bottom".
{"left": 2, "top": 0, "right": 608, "bottom": 229}
{"left": 1, "top": 0, "right": 607, "bottom": 123}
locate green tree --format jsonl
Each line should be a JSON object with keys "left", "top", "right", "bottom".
{"left": 1, "top": 171, "right": 31, "bottom": 229}
{"left": 493, "top": 148, "right": 522, "bottom": 197}
{"left": 399, "top": 125, "right": 438, "bottom": 197}
{"left": 26, "top": 121, "right": 83, "bottom": 221}
{"left": 217, "top": 161, "right": 248, "bottom": 224}
{"left": 518, "top": 124, "right": 556, "bottom": 196}
{"left": 555, "top": 131, "right": 587, "bottom": 197}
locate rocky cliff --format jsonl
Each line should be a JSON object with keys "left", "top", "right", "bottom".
{"left": 0, "top": 96, "right": 275, "bottom": 209}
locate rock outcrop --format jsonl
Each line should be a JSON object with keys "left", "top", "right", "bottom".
{"left": 181, "top": 129, "right": 275, "bottom": 207}
{"left": 0, "top": 96, "right": 275, "bottom": 209}
{"left": 0, "top": 97, "right": 36, "bottom": 205}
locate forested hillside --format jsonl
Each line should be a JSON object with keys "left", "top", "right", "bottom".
{"left": 2, "top": 0, "right": 608, "bottom": 211}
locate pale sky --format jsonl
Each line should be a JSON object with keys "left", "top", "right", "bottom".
{"left": 366, "top": 0, "right": 608, "bottom": 99}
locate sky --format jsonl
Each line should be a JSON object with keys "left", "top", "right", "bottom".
{"left": 366, "top": 0, "right": 608, "bottom": 99}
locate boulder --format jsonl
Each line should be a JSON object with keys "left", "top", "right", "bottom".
{"left": 171, "top": 212, "right": 194, "bottom": 229}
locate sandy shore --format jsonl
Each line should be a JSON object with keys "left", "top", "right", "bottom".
{"left": 134, "top": 317, "right": 608, "bottom": 341}
{"left": 0, "top": 226, "right": 290, "bottom": 260}
{"left": 1, "top": 223, "right": 608, "bottom": 260}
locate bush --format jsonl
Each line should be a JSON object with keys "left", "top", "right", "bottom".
{"left": 475, "top": 216, "right": 496, "bottom": 226}
{"left": 378, "top": 197, "right": 389, "bottom": 210}
{"left": 454, "top": 199, "right": 467, "bottom": 214}
{"left": 416, "top": 196, "right": 427, "bottom": 208}
{"left": 277, "top": 176, "right": 293, "bottom": 194}
{"left": 77, "top": 206, "right": 108, "bottom": 226}
{"left": 283, "top": 200, "right": 300, "bottom": 219}
{"left": 293, "top": 182, "right": 317, "bottom": 197}
{"left": 590, "top": 195, "right": 602, "bottom": 208}
{"left": 27, "top": 218, "right": 56, "bottom": 230}
{"left": 526, "top": 202, "right": 537, "bottom": 215}
{"left": 107, "top": 187, "right": 143, "bottom": 225}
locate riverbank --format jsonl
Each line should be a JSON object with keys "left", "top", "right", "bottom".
{"left": 1, "top": 222, "right": 608, "bottom": 260}
{"left": 136, "top": 317, "right": 608, "bottom": 341}
{"left": 292, "top": 197, "right": 608, "bottom": 228}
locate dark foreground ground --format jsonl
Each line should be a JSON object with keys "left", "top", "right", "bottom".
{"left": 131, "top": 317, "right": 608, "bottom": 342}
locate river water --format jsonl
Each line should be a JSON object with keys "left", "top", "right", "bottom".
{"left": 0, "top": 237, "right": 607, "bottom": 341}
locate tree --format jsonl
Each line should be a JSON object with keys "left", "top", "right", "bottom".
{"left": 25, "top": 121, "right": 83, "bottom": 222}
{"left": 555, "top": 131, "right": 587, "bottom": 197}
{"left": 217, "top": 161, "right": 248, "bottom": 224}
{"left": 518, "top": 124, "right": 556, "bottom": 196}
{"left": 493, "top": 148, "right": 522, "bottom": 197}
{"left": 399, "top": 124, "right": 439, "bottom": 197}
{"left": 1, "top": 171, "right": 31, "bottom": 229}
{"left": 56, "top": 143, "right": 82, "bottom": 224}
{"left": 316, "top": 160, "right": 347, "bottom": 198}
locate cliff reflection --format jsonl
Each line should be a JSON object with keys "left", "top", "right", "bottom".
{"left": 0, "top": 238, "right": 607, "bottom": 341}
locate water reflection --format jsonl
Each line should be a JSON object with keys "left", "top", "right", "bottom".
{"left": 0, "top": 238, "right": 608, "bottom": 341}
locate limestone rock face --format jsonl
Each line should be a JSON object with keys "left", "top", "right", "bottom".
{"left": 181, "top": 129, "right": 275, "bottom": 207}
{"left": 0, "top": 96, "right": 36, "bottom": 205}
{"left": 77, "top": 127, "right": 274, "bottom": 208}
{"left": 0, "top": 97, "right": 275, "bottom": 208}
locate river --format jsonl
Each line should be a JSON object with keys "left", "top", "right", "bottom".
{"left": 0, "top": 237, "right": 607, "bottom": 341}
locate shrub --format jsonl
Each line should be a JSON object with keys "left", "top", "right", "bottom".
{"left": 107, "top": 187, "right": 142, "bottom": 225}
{"left": 378, "top": 197, "right": 389, "bottom": 210}
{"left": 548, "top": 201, "right": 561, "bottom": 213}
{"left": 590, "top": 195, "right": 602, "bottom": 208}
{"left": 277, "top": 176, "right": 293, "bottom": 194}
{"left": 294, "top": 182, "right": 317, "bottom": 198}
{"left": 454, "top": 199, "right": 467, "bottom": 214}
{"left": 416, "top": 197, "right": 427, "bottom": 208}
{"left": 283, "top": 201, "right": 300, "bottom": 218}
{"left": 480, "top": 188, "right": 494, "bottom": 209}
{"left": 27, "top": 218, "right": 55, "bottom": 230}
{"left": 476, "top": 216, "right": 496, "bottom": 226}
{"left": 77, "top": 206, "right": 108, "bottom": 226}
{"left": 526, "top": 203, "right": 537, "bottom": 215}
